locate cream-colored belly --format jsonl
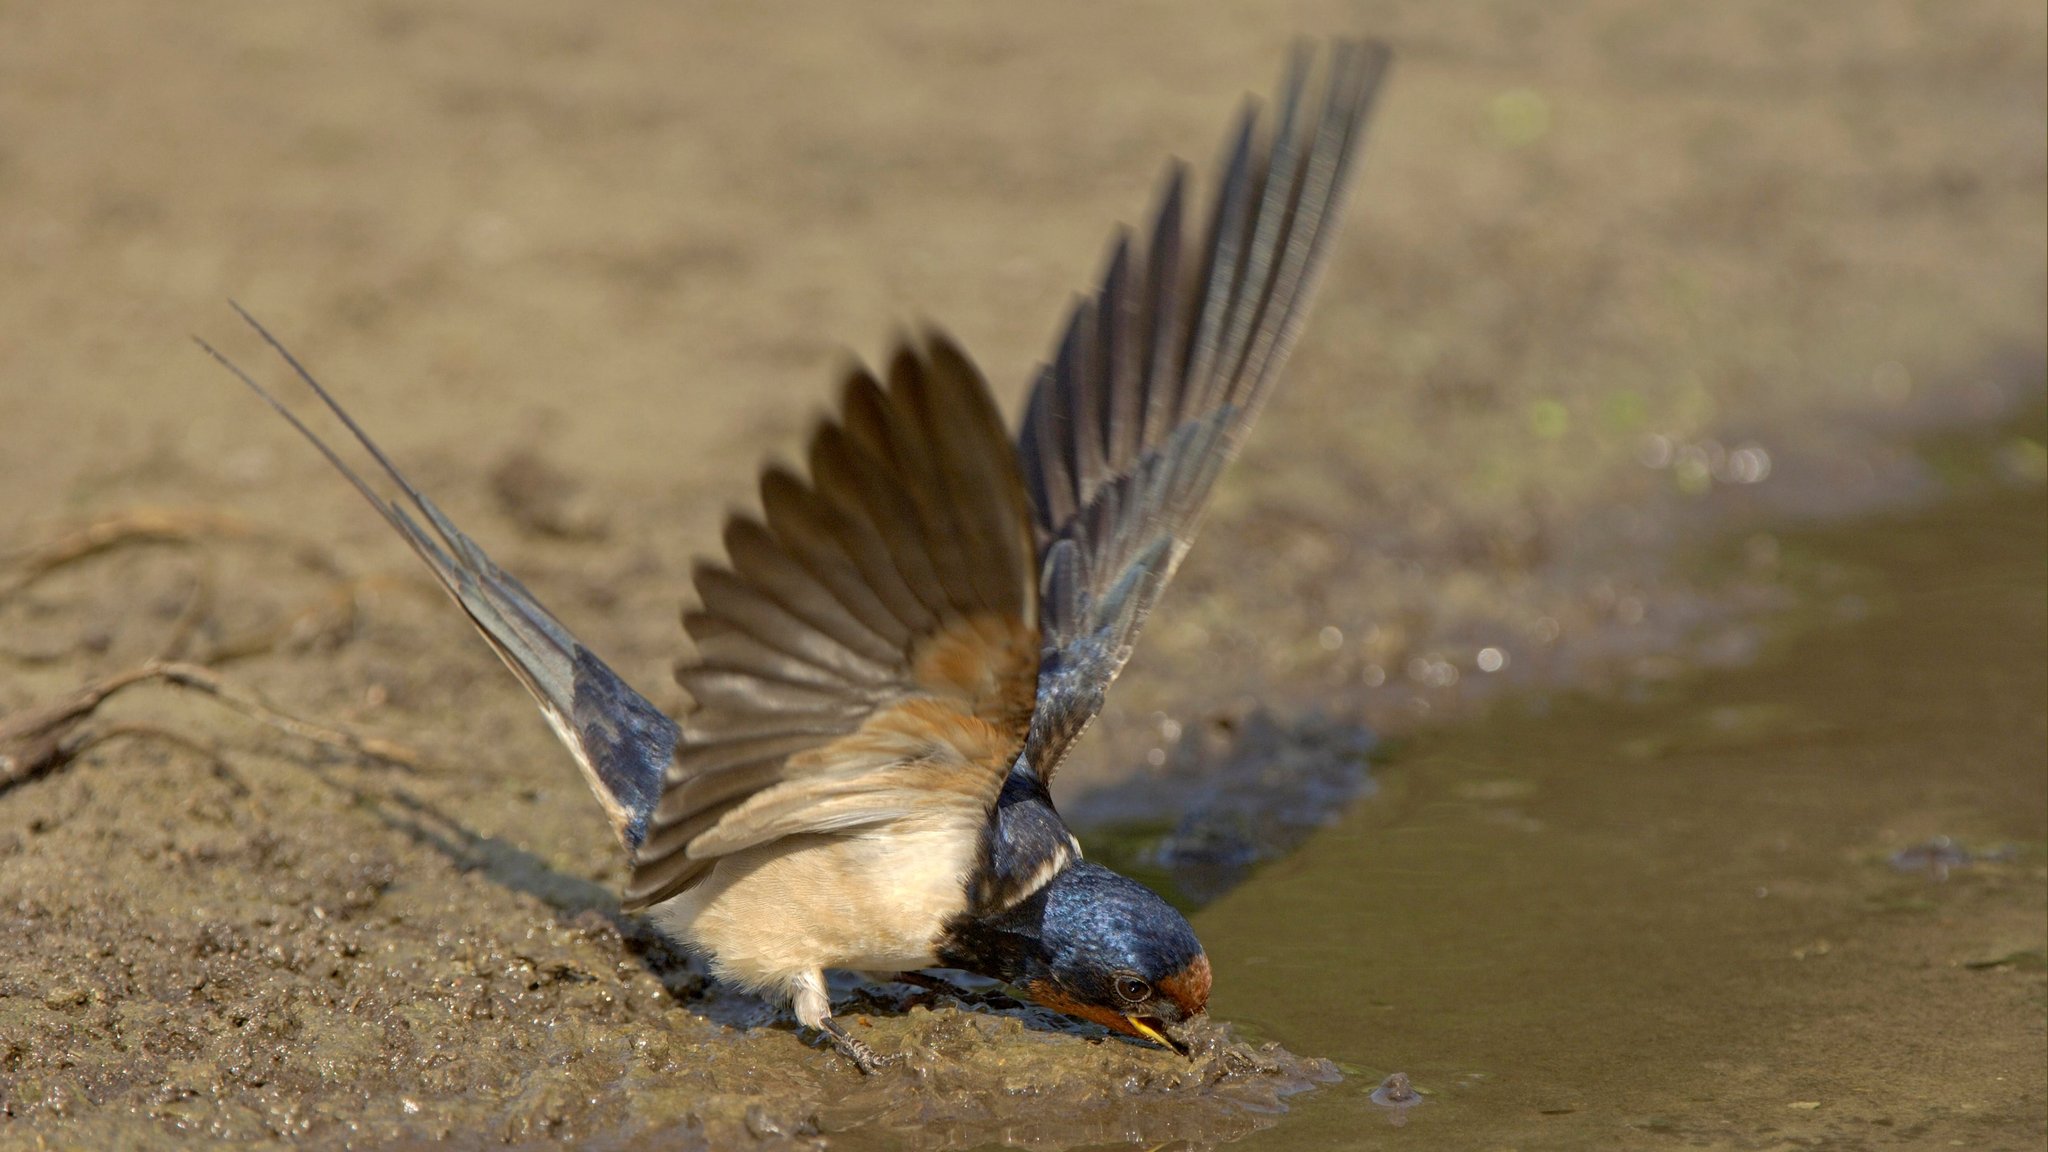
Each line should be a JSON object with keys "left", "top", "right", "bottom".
{"left": 650, "top": 820, "right": 979, "bottom": 997}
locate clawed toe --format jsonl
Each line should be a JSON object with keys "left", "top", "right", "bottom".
{"left": 817, "top": 1018, "right": 903, "bottom": 1075}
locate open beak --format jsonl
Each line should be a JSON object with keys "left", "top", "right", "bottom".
{"left": 1124, "top": 1015, "right": 1191, "bottom": 1057}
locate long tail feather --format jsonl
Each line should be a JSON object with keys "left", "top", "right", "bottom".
{"left": 196, "top": 307, "right": 676, "bottom": 852}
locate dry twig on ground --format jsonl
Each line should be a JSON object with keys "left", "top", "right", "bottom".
{"left": 0, "top": 659, "right": 431, "bottom": 790}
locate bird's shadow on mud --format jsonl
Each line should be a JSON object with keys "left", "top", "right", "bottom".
{"left": 363, "top": 785, "right": 1117, "bottom": 1044}
{"left": 362, "top": 788, "right": 725, "bottom": 1006}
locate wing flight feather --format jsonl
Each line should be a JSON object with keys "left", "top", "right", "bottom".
{"left": 1017, "top": 40, "right": 1391, "bottom": 782}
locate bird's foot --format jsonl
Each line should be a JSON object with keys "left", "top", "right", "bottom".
{"left": 817, "top": 1018, "right": 905, "bottom": 1075}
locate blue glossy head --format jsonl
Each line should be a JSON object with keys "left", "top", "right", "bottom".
{"left": 1023, "top": 861, "right": 1210, "bottom": 1051}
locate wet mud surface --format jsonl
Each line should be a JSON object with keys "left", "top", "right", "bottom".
{"left": 0, "top": 680, "right": 1338, "bottom": 1150}
{"left": 1, "top": 0, "right": 2045, "bottom": 1148}
{"left": 2, "top": 430, "right": 2040, "bottom": 1151}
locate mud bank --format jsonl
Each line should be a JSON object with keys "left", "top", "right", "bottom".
{"left": 1, "top": 1, "right": 2043, "bottom": 1148}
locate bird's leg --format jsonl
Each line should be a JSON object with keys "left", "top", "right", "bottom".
{"left": 792, "top": 969, "right": 903, "bottom": 1075}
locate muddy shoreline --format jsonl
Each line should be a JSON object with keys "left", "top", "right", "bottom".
{"left": 2, "top": 2, "right": 2044, "bottom": 1148}
{"left": 2, "top": 406, "right": 2036, "bottom": 1151}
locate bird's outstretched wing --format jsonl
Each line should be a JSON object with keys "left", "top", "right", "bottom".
{"left": 211, "top": 40, "right": 1383, "bottom": 911}
{"left": 210, "top": 318, "right": 1041, "bottom": 913}
{"left": 630, "top": 339, "right": 1041, "bottom": 908}
{"left": 1016, "top": 40, "right": 1390, "bottom": 782}
{"left": 199, "top": 306, "right": 678, "bottom": 851}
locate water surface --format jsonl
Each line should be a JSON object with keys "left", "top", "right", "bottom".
{"left": 1197, "top": 482, "right": 2046, "bottom": 1148}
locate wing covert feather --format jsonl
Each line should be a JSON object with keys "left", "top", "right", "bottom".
{"left": 627, "top": 337, "right": 1039, "bottom": 909}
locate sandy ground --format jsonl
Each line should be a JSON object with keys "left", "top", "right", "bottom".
{"left": 0, "top": 1, "right": 2043, "bottom": 1147}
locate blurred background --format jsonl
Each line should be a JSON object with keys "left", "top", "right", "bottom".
{"left": 0, "top": 2, "right": 2041, "bottom": 1147}
{"left": 2, "top": 2, "right": 2040, "bottom": 740}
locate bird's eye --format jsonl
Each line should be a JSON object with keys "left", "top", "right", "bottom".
{"left": 1114, "top": 974, "right": 1151, "bottom": 1003}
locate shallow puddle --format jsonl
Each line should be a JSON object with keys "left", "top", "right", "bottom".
{"left": 1191, "top": 479, "right": 2046, "bottom": 1148}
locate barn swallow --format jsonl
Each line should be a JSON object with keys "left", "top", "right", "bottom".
{"left": 200, "top": 40, "right": 1388, "bottom": 1072}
